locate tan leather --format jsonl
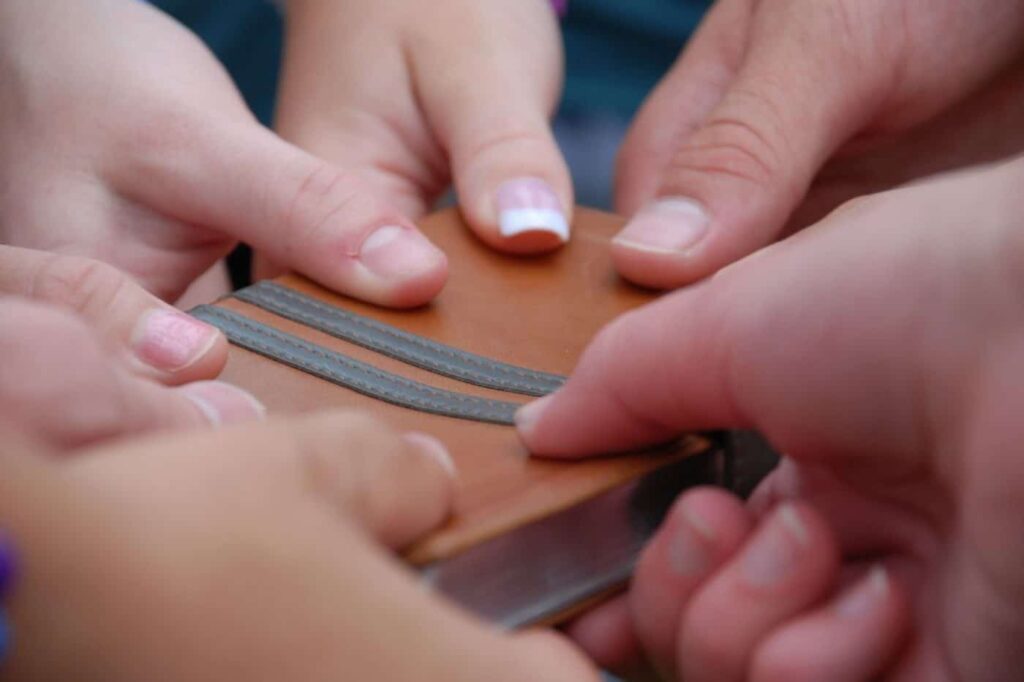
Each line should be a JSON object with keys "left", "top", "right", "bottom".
{"left": 210, "top": 207, "right": 707, "bottom": 564}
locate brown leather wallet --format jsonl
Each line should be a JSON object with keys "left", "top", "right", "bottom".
{"left": 193, "top": 208, "right": 772, "bottom": 628}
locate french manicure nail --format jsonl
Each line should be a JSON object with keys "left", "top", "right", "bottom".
{"left": 496, "top": 177, "right": 569, "bottom": 241}
{"left": 180, "top": 381, "right": 266, "bottom": 426}
{"left": 836, "top": 565, "right": 889, "bottom": 618}
{"left": 668, "top": 506, "right": 716, "bottom": 576}
{"left": 358, "top": 225, "right": 445, "bottom": 279}
{"left": 742, "top": 504, "right": 809, "bottom": 586}
{"left": 404, "top": 431, "right": 457, "bottom": 478}
{"left": 134, "top": 310, "right": 219, "bottom": 371}
{"left": 613, "top": 197, "right": 710, "bottom": 254}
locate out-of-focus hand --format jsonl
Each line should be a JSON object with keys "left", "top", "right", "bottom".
{"left": 274, "top": 0, "right": 571, "bottom": 257}
{"left": 0, "top": 414, "right": 598, "bottom": 682}
{"left": 0, "top": 0, "right": 447, "bottom": 307}
{"left": 613, "top": 0, "right": 1024, "bottom": 289}
{"left": 520, "top": 159, "right": 1024, "bottom": 680}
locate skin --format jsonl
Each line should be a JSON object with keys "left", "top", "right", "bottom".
{"left": 519, "top": 158, "right": 1024, "bottom": 680}
{"left": 613, "top": 0, "right": 1024, "bottom": 289}
{"left": 274, "top": 0, "right": 570, "bottom": 258}
{"left": 0, "top": 0, "right": 447, "bottom": 308}
{"left": 0, "top": 413, "right": 600, "bottom": 681}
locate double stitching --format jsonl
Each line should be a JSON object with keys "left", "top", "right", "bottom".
{"left": 235, "top": 282, "right": 565, "bottom": 396}
{"left": 192, "top": 305, "right": 520, "bottom": 425}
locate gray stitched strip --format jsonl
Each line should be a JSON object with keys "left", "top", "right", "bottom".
{"left": 192, "top": 306, "right": 520, "bottom": 425}
{"left": 233, "top": 281, "right": 565, "bottom": 397}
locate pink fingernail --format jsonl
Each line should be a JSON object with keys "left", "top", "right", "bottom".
{"left": 496, "top": 177, "right": 569, "bottom": 241}
{"left": 514, "top": 394, "right": 555, "bottom": 443}
{"left": 742, "top": 504, "right": 809, "bottom": 586}
{"left": 179, "top": 381, "right": 266, "bottom": 425}
{"left": 613, "top": 197, "right": 710, "bottom": 254}
{"left": 403, "top": 431, "right": 457, "bottom": 478}
{"left": 668, "top": 506, "right": 716, "bottom": 576}
{"left": 358, "top": 225, "right": 445, "bottom": 279}
{"left": 134, "top": 310, "right": 219, "bottom": 371}
{"left": 836, "top": 565, "right": 889, "bottom": 618}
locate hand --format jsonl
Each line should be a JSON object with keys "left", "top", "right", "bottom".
{"left": 274, "top": 0, "right": 571, "bottom": 257}
{"left": 518, "top": 159, "right": 1024, "bottom": 679}
{"left": 0, "top": 0, "right": 447, "bottom": 307}
{"left": 0, "top": 246, "right": 266, "bottom": 451}
{"left": 613, "top": 0, "right": 1024, "bottom": 289}
{"left": 0, "top": 413, "right": 598, "bottom": 681}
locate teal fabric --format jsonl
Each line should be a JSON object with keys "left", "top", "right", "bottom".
{"left": 152, "top": 0, "right": 712, "bottom": 123}
{"left": 154, "top": 0, "right": 282, "bottom": 126}
{"left": 561, "top": 0, "right": 711, "bottom": 117}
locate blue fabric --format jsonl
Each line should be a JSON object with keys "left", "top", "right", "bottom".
{"left": 152, "top": 0, "right": 712, "bottom": 124}
{"left": 0, "top": 608, "right": 10, "bottom": 665}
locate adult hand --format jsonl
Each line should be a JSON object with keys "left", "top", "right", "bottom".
{"left": 0, "top": 413, "right": 598, "bottom": 681}
{"left": 0, "top": 246, "right": 264, "bottom": 450}
{"left": 274, "top": 0, "right": 571, "bottom": 257}
{"left": 0, "top": 0, "right": 446, "bottom": 307}
{"left": 614, "top": 0, "right": 1024, "bottom": 289}
{"left": 519, "top": 159, "right": 1024, "bottom": 680}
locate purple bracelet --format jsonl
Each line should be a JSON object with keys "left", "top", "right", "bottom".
{"left": 0, "top": 533, "right": 15, "bottom": 665}
{"left": 550, "top": 0, "right": 568, "bottom": 17}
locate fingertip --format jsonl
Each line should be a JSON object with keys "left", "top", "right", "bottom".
{"left": 131, "top": 309, "right": 229, "bottom": 384}
{"left": 564, "top": 596, "right": 644, "bottom": 673}
{"left": 349, "top": 224, "right": 450, "bottom": 308}
{"left": 177, "top": 380, "right": 267, "bottom": 426}
{"left": 465, "top": 176, "right": 572, "bottom": 255}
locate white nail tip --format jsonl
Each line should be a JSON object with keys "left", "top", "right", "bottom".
{"left": 498, "top": 208, "right": 570, "bottom": 241}
{"left": 779, "top": 505, "right": 809, "bottom": 545}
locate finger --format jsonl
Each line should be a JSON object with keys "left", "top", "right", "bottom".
{"left": 750, "top": 565, "right": 909, "bottom": 682}
{"left": 631, "top": 488, "right": 753, "bottom": 677}
{"left": 411, "top": 1, "right": 573, "bottom": 253}
{"left": 678, "top": 503, "right": 839, "bottom": 682}
{"left": 0, "top": 299, "right": 263, "bottom": 450}
{"left": 113, "top": 118, "right": 448, "bottom": 309}
{"left": 515, "top": 275, "right": 746, "bottom": 456}
{"left": 0, "top": 246, "right": 227, "bottom": 384}
{"left": 564, "top": 596, "right": 652, "bottom": 678}
{"left": 615, "top": 0, "right": 753, "bottom": 214}
{"left": 277, "top": 414, "right": 458, "bottom": 548}
{"left": 610, "top": 6, "right": 887, "bottom": 289}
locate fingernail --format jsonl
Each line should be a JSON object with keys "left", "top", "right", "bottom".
{"left": 180, "top": 381, "right": 266, "bottom": 425}
{"left": 514, "top": 394, "right": 555, "bottom": 442}
{"left": 134, "top": 310, "right": 219, "bottom": 371}
{"left": 742, "top": 504, "right": 809, "bottom": 586}
{"left": 403, "top": 431, "right": 457, "bottom": 478}
{"left": 667, "top": 505, "right": 716, "bottom": 576}
{"left": 496, "top": 177, "right": 569, "bottom": 241}
{"left": 358, "top": 225, "right": 445, "bottom": 279}
{"left": 613, "top": 197, "right": 710, "bottom": 255}
{"left": 837, "top": 565, "right": 889, "bottom": 618}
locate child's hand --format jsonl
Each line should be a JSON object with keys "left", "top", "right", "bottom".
{"left": 612, "top": 0, "right": 1024, "bottom": 289}
{"left": 519, "top": 159, "right": 1024, "bottom": 679}
{"left": 0, "top": 414, "right": 598, "bottom": 682}
{"left": 0, "top": 246, "right": 266, "bottom": 451}
{"left": 0, "top": 0, "right": 447, "bottom": 307}
{"left": 275, "top": 0, "right": 571, "bottom": 255}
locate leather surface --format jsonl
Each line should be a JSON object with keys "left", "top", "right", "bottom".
{"left": 207, "top": 207, "right": 709, "bottom": 564}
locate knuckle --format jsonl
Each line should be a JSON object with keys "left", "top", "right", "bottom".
{"left": 462, "top": 126, "right": 558, "bottom": 171}
{"left": 31, "top": 254, "right": 135, "bottom": 320}
{"left": 672, "top": 88, "right": 795, "bottom": 194}
{"left": 282, "top": 162, "right": 366, "bottom": 256}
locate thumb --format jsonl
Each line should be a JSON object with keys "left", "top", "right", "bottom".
{"left": 413, "top": 1, "right": 572, "bottom": 254}
{"left": 612, "top": 10, "right": 883, "bottom": 289}
{"left": 0, "top": 246, "right": 227, "bottom": 385}
{"left": 115, "top": 119, "right": 449, "bottom": 308}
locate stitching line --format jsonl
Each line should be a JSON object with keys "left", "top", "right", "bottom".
{"left": 192, "top": 306, "right": 519, "bottom": 425}
{"left": 235, "top": 282, "right": 564, "bottom": 396}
